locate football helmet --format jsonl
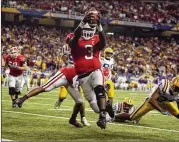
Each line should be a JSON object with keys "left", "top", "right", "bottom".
{"left": 10, "top": 47, "right": 18, "bottom": 58}
{"left": 82, "top": 23, "right": 96, "bottom": 40}
{"left": 81, "top": 8, "right": 99, "bottom": 40}
{"left": 123, "top": 97, "right": 134, "bottom": 113}
{"left": 104, "top": 48, "right": 113, "bottom": 59}
{"left": 170, "top": 77, "right": 179, "bottom": 94}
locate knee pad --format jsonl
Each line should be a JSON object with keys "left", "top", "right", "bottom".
{"left": 9, "top": 87, "right": 16, "bottom": 95}
{"left": 94, "top": 85, "right": 106, "bottom": 99}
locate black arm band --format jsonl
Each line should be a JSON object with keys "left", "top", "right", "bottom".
{"left": 69, "top": 26, "right": 82, "bottom": 48}
{"left": 97, "top": 30, "right": 106, "bottom": 50}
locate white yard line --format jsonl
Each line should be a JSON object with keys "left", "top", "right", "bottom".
{"left": 1, "top": 138, "right": 12, "bottom": 141}
{"left": 1, "top": 100, "right": 165, "bottom": 115}
{"left": 2, "top": 110, "right": 179, "bottom": 133}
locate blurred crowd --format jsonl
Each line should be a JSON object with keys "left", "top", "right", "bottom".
{"left": 1, "top": 0, "right": 179, "bottom": 24}
{"left": 2, "top": 24, "right": 179, "bottom": 80}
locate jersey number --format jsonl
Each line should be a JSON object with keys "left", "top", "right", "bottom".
{"left": 9, "top": 61, "right": 17, "bottom": 66}
{"left": 85, "top": 45, "right": 93, "bottom": 60}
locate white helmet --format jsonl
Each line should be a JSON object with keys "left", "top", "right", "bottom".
{"left": 82, "top": 23, "right": 96, "bottom": 40}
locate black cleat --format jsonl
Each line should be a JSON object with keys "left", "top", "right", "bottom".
{"left": 69, "top": 119, "right": 83, "bottom": 128}
{"left": 12, "top": 101, "right": 16, "bottom": 108}
{"left": 97, "top": 113, "right": 106, "bottom": 129}
{"left": 14, "top": 98, "right": 23, "bottom": 108}
{"left": 106, "top": 100, "right": 115, "bottom": 118}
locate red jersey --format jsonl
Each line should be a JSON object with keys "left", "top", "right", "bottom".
{"left": 5, "top": 54, "right": 26, "bottom": 76}
{"left": 71, "top": 35, "right": 101, "bottom": 75}
{"left": 60, "top": 67, "right": 76, "bottom": 84}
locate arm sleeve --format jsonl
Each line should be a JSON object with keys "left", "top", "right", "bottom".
{"left": 69, "top": 26, "right": 82, "bottom": 48}
{"left": 96, "top": 30, "right": 106, "bottom": 50}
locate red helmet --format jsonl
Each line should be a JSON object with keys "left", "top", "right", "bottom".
{"left": 10, "top": 47, "right": 19, "bottom": 58}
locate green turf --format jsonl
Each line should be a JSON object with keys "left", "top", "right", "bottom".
{"left": 1, "top": 87, "right": 179, "bottom": 141}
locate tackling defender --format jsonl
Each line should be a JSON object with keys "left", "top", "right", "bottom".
{"left": 69, "top": 8, "right": 107, "bottom": 129}
{"left": 106, "top": 97, "right": 134, "bottom": 122}
{"left": 116, "top": 77, "right": 179, "bottom": 123}
{"left": 4, "top": 47, "right": 27, "bottom": 108}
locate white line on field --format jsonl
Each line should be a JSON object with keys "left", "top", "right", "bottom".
{"left": 1, "top": 138, "right": 12, "bottom": 141}
{"left": 2, "top": 110, "right": 179, "bottom": 133}
{"left": 1, "top": 99, "right": 164, "bottom": 115}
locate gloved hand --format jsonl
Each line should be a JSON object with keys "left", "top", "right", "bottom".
{"left": 105, "top": 84, "right": 110, "bottom": 91}
{"left": 72, "top": 75, "right": 79, "bottom": 90}
{"left": 161, "top": 110, "right": 171, "bottom": 116}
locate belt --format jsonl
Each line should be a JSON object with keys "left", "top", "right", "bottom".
{"left": 9, "top": 73, "right": 22, "bottom": 77}
{"left": 78, "top": 71, "right": 94, "bottom": 79}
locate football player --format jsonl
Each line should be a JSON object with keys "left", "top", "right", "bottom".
{"left": 69, "top": 8, "right": 107, "bottom": 129}
{"left": 4, "top": 47, "right": 27, "bottom": 108}
{"left": 54, "top": 34, "right": 90, "bottom": 126}
{"left": 15, "top": 67, "right": 84, "bottom": 128}
{"left": 21, "top": 65, "right": 31, "bottom": 93}
{"left": 106, "top": 97, "right": 134, "bottom": 122}
{"left": 40, "top": 71, "right": 46, "bottom": 86}
{"left": 101, "top": 47, "right": 116, "bottom": 104}
{"left": 116, "top": 77, "right": 179, "bottom": 123}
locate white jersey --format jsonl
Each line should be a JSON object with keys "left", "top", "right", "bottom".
{"left": 148, "top": 78, "right": 170, "bottom": 98}
{"left": 100, "top": 57, "right": 114, "bottom": 80}
{"left": 62, "top": 44, "right": 74, "bottom": 67}
{"left": 113, "top": 102, "right": 134, "bottom": 115}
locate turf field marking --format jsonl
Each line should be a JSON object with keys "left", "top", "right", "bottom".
{"left": 1, "top": 138, "right": 12, "bottom": 141}
{"left": 1, "top": 99, "right": 165, "bottom": 115}
{"left": 2, "top": 110, "right": 179, "bottom": 133}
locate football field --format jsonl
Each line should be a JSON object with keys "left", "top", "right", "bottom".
{"left": 1, "top": 87, "right": 179, "bottom": 141}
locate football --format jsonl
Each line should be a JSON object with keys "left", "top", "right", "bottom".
{"left": 87, "top": 11, "right": 100, "bottom": 27}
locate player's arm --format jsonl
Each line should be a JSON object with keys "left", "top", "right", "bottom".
{"left": 96, "top": 23, "right": 106, "bottom": 50}
{"left": 149, "top": 88, "right": 166, "bottom": 113}
{"left": 69, "top": 11, "right": 92, "bottom": 48}
{"left": 17, "top": 57, "right": 27, "bottom": 71}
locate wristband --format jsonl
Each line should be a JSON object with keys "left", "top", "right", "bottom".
{"left": 97, "top": 24, "right": 103, "bottom": 32}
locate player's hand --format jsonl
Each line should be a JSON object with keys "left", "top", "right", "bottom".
{"left": 14, "top": 98, "right": 23, "bottom": 108}
{"left": 105, "top": 84, "right": 110, "bottom": 91}
{"left": 3, "top": 74, "right": 7, "bottom": 78}
{"left": 160, "top": 110, "right": 171, "bottom": 116}
{"left": 72, "top": 75, "right": 79, "bottom": 89}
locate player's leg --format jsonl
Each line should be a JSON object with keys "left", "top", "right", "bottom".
{"left": 91, "top": 69, "right": 107, "bottom": 129}
{"left": 54, "top": 86, "right": 68, "bottom": 109}
{"left": 7, "top": 74, "right": 16, "bottom": 108}
{"left": 161, "top": 102, "right": 179, "bottom": 119}
{"left": 105, "top": 80, "right": 115, "bottom": 118}
{"left": 66, "top": 85, "right": 84, "bottom": 128}
{"left": 15, "top": 75, "right": 24, "bottom": 101}
{"left": 130, "top": 98, "right": 154, "bottom": 122}
{"left": 26, "top": 76, "right": 30, "bottom": 93}
{"left": 105, "top": 80, "right": 114, "bottom": 103}
{"left": 77, "top": 86, "right": 90, "bottom": 126}
{"left": 15, "top": 71, "right": 67, "bottom": 107}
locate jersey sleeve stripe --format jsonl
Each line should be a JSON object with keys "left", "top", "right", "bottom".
{"left": 162, "top": 79, "right": 168, "bottom": 93}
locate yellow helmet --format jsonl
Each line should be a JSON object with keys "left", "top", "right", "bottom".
{"left": 104, "top": 47, "right": 113, "bottom": 59}
{"left": 170, "top": 77, "right": 179, "bottom": 93}
{"left": 123, "top": 97, "right": 134, "bottom": 106}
